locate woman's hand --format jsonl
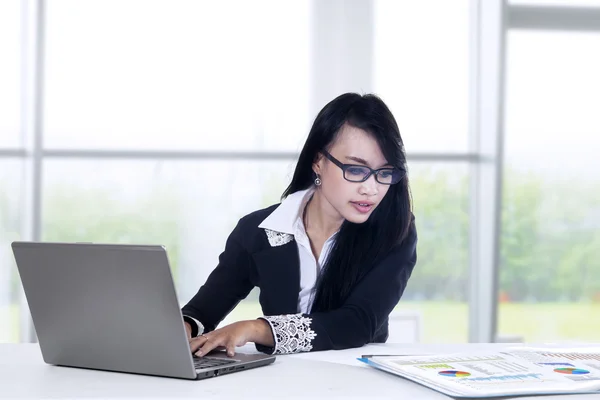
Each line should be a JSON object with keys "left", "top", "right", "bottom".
{"left": 189, "top": 320, "right": 274, "bottom": 357}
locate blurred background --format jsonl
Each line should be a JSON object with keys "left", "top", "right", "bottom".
{"left": 1, "top": 0, "right": 599, "bottom": 345}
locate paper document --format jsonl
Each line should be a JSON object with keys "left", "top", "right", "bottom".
{"left": 358, "top": 347, "right": 600, "bottom": 398}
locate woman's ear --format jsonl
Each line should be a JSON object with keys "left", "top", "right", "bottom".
{"left": 312, "top": 153, "right": 324, "bottom": 176}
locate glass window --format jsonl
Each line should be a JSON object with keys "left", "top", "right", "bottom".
{"left": 42, "top": 159, "right": 294, "bottom": 315}
{"left": 499, "top": 31, "right": 600, "bottom": 343}
{"left": 396, "top": 163, "right": 469, "bottom": 343}
{"left": 0, "top": 160, "right": 25, "bottom": 342}
{"left": 373, "top": 0, "right": 470, "bottom": 153}
{"left": 44, "top": 0, "right": 310, "bottom": 152}
{"left": 0, "top": 1, "right": 21, "bottom": 148}
{"left": 42, "top": 159, "right": 469, "bottom": 342}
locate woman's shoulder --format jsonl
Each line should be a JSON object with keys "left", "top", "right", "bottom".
{"left": 230, "top": 203, "right": 282, "bottom": 249}
{"left": 237, "top": 203, "right": 280, "bottom": 228}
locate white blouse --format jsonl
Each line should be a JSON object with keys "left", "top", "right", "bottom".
{"left": 258, "top": 187, "right": 337, "bottom": 314}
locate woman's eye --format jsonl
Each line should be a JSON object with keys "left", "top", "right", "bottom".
{"left": 347, "top": 167, "right": 367, "bottom": 176}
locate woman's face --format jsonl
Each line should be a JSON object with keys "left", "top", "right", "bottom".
{"left": 313, "top": 124, "right": 392, "bottom": 224}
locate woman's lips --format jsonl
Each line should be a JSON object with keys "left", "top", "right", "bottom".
{"left": 350, "top": 201, "right": 374, "bottom": 213}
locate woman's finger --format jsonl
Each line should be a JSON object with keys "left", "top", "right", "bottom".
{"left": 195, "top": 335, "right": 223, "bottom": 357}
{"left": 225, "top": 342, "right": 236, "bottom": 357}
{"left": 189, "top": 334, "right": 209, "bottom": 353}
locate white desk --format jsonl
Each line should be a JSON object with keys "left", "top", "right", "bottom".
{"left": 1, "top": 343, "right": 599, "bottom": 399}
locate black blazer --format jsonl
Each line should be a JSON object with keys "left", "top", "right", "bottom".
{"left": 181, "top": 204, "right": 417, "bottom": 354}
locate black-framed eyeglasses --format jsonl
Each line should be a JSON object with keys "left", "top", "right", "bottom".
{"left": 321, "top": 150, "right": 404, "bottom": 185}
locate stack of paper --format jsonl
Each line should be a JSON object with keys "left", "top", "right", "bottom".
{"left": 358, "top": 347, "right": 600, "bottom": 398}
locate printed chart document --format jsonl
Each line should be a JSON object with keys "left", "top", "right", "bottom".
{"left": 358, "top": 347, "right": 600, "bottom": 398}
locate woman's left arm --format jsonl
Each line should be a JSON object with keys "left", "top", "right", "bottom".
{"left": 258, "top": 223, "right": 417, "bottom": 355}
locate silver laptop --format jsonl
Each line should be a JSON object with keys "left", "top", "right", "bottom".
{"left": 11, "top": 241, "right": 275, "bottom": 380}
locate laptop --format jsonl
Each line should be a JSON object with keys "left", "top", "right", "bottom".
{"left": 11, "top": 241, "right": 276, "bottom": 380}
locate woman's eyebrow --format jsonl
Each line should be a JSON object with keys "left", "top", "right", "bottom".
{"left": 345, "top": 156, "right": 369, "bottom": 165}
{"left": 345, "top": 156, "right": 392, "bottom": 169}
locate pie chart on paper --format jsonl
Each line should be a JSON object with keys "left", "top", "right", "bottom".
{"left": 438, "top": 370, "right": 471, "bottom": 378}
{"left": 554, "top": 368, "right": 590, "bottom": 375}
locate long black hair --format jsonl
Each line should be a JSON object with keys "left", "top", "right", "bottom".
{"left": 282, "top": 93, "right": 412, "bottom": 313}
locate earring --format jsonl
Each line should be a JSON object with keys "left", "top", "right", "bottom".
{"left": 314, "top": 176, "right": 322, "bottom": 186}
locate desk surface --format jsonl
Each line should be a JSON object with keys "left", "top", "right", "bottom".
{"left": 1, "top": 343, "right": 599, "bottom": 399}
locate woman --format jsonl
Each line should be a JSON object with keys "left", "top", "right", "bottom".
{"left": 182, "top": 92, "right": 417, "bottom": 357}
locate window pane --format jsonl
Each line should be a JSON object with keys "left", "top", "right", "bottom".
{"left": 42, "top": 159, "right": 295, "bottom": 321}
{"left": 0, "top": 1, "right": 21, "bottom": 147}
{"left": 500, "top": 31, "right": 600, "bottom": 343}
{"left": 0, "top": 160, "right": 24, "bottom": 342}
{"left": 43, "top": 159, "right": 468, "bottom": 341}
{"left": 44, "top": 0, "right": 310, "bottom": 151}
{"left": 373, "top": 0, "right": 469, "bottom": 153}
{"left": 395, "top": 163, "right": 469, "bottom": 343}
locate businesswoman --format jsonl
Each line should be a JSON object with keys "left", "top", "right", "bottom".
{"left": 182, "top": 92, "right": 417, "bottom": 357}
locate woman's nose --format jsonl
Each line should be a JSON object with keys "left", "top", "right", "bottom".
{"left": 359, "top": 174, "right": 379, "bottom": 196}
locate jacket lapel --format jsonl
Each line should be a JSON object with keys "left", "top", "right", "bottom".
{"left": 252, "top": 240, "right": 300, "bottom": 315}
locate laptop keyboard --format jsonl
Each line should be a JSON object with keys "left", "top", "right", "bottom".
{"left": 193, "top": 357, "right": 237, "bottom": 369}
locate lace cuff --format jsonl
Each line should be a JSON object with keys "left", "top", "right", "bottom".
{"left": 258, "top": 314, "right": 317, "bottom": 354}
